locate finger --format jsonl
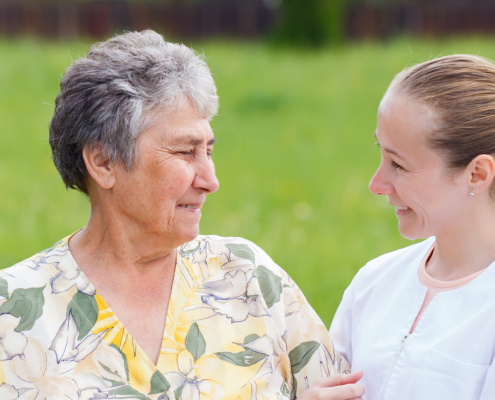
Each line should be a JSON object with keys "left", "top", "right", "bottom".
{"left": 320, "top": 384, "right": 365, "bottom": 399}
{"left": 342, "top": 371, "right": 363, "bottom": 384}
{"left": 318, "top": 371, "right": 364, "bottom": 388}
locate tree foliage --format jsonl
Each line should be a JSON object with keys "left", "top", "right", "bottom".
{"left": 273, "top": 0, "right": 349, "bottom": 47}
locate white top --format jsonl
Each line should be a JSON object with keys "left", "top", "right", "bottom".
{"left": 330, "top": 237, "right": 495, "bottom": 400}
{"left": 409, "top": 243, "right": 487, "bottom": 333}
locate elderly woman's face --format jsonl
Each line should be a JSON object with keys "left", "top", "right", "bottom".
{"left": 112, "top": 101, "right": 219, "bottom": 246}
{"left": 369, "top": 92, "right": 467, "bottom": 240}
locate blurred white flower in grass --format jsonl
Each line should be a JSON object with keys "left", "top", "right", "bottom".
{"left": 291, "top": 227, "right": 307, "bottom": 245}
{"left": 294, "top": 203, "right": 313, "bottom": 221}
{"left": 0, "top": 314, "right": 27, "bottom": 361}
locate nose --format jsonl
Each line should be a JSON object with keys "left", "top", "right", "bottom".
{"left": 369, "top": 163, "right": 394, "bottom": 196}
{"left": 193, "top": 155, "right": 220, "bottom": 194}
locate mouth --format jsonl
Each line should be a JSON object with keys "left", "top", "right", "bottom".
{"left": 177, "top": 204, "right": 202, "bottom": 211}
{"left": 393, "top": 204, "right": 411, "bottom": 214}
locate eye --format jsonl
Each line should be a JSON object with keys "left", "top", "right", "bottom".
{"left": 179, "top": 150, "right": 193, "bottom": 156}
{"left": 207, "top": 150, "right": 214, "bottom": 159}
{"left": 391, "top": 160, "right": 404, "bottom": 170}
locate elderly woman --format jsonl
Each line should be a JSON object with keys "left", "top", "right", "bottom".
{"left": 0, "top": 31, "right": 363, "bottom": 400}
{"left": 330, "top": 54, "right": 495, "bottom": 400}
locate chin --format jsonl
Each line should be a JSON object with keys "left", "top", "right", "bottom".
{"left": 398, "top": 224, "right": 430, "bottom": 241}
{"left": 176, "top": 226, "right": 200, "bottom": 245}
{"left": 400, "top": 231, "right": 420, "bottom": 241}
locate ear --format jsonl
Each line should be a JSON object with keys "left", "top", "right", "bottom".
{"left": 468, "top": 154, "right": 495, "bottom": 196}
{"left": 82, "top": 144, "right": 115, "bottom": 190}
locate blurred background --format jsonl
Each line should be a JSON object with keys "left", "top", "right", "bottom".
{"left": 2, "top": 0, "right": 495, "bottom": 326}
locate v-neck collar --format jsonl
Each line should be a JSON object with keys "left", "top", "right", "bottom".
{"left": 62, "top": 238, "right": 182, "bottom": 386}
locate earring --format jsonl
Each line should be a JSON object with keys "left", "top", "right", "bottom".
{"left": 470, "top": 189, "right": 475, "bottom": 198}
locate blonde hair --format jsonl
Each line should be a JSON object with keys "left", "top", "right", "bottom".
{"left": 390, "top": 54, "right": 495, "bottom": 171}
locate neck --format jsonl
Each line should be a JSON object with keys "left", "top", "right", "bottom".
{"left": 428, "top": 199, "right": 495, "bottom": 281}
{"left": 69, "top": 202, "right": 178, "bottom": 278}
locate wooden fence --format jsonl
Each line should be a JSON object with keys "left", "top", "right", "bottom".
{"left": 0, "top": 0, "right": 276, "bottom": 40}
{"left": 2, "top": 1, "right": 495, "bottom": 41}
{"left": 348, "top": 2, "right": 495, "bottom": 39}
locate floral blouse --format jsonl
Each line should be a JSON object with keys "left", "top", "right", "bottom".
{"left": 0, "top": 234, "right": 349, "bottom": 400}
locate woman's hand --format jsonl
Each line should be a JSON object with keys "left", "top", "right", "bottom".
{"left": 298, "top": 371, "right": 365, "bottom": 400}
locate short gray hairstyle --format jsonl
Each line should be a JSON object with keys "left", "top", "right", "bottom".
{"left": 49, "top": 30, "right": 219, "bottom": 194}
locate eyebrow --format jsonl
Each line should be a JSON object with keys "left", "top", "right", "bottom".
{"left": 374, "top": 131, "right": 405, "bottom": 159}
{"left": 172, "top": 135, "right": 217, "bottom": 146}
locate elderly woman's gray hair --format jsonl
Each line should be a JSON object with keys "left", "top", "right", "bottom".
{"left": 49, "top": 30, "right": 219, "bottom": 194}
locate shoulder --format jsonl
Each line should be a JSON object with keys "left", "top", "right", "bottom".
{"left": 0, "top": 237, "right": 70, "bottom": 292}
{"left": 352, "top": 237, "right": 435, "bottom": 291}
{"left": 363, "top": 237, "right": 434, "bottom": 272}
{"left": 194, "top": 234, "right": 287, "bottom": 278}
{"left": 191, "top": 235, "right": 290, "bottom": 304}
{"left": 194, "top": 235, "right": 274, "bottom": 262}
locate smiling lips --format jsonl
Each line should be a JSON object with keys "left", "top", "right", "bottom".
{"left": 389, "top": 201, "right": 411, "bottom": 213}
{"left": 178, "top": 204, "right": 201, "bottom": 211}
{"left": 394, "top": 205, "right": 411, "bottom": 214}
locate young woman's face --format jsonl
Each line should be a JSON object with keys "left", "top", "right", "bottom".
{"left": 369, "top": 92, "right": 468, "bottom": 240}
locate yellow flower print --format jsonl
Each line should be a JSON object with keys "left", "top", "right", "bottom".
{"left": 5, "top": 337, "right": 79, "bottom": 400}
{"left": 21, "top": 239, "right": 66, "bottom": 271}
{"left": 91, "top": 341, "right": 128, "bottom": 384}
{"left": 0, "top": 235, "right": 351, "bottom": 400}
{"left": 0, "top": 383, "right": 19, "bottom": 400}
{"left": 50, "top": 254, "right": 95, "bottom": 296}
{"left": 165, "top": 350, "right": 224, "bottom": 400}
{"left": 198, "top": 269, "right": 269, "bottom": 323}
{"left": 4, "top": 314, "right": 106, "bottom": 400}
{"left": 0, "top": 314, "right": 27, "bottom": 361}
{"left": 164, "top": 323, "right": 225, "bottom": 400}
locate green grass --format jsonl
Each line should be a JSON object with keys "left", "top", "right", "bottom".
{"left": 2, "top": 35, "right": 495, "bottom": 326}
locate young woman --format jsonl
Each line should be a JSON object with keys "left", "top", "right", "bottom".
{"left": 330, "top": 55, "right": 495, "bottom": 400}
